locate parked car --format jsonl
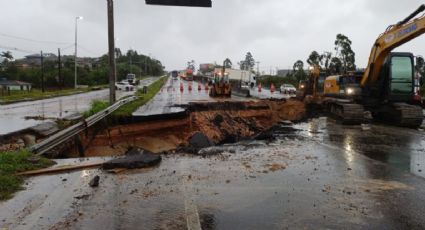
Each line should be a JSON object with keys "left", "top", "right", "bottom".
{"left": 115, "top": 82, "right": 134, "bottom": 91}
{"left": 280, "top": 84, "right": 296, "bottom": 94}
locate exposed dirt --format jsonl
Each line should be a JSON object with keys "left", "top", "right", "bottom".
{"left": 76, "top": 99, "right": 306, "bottom": 157}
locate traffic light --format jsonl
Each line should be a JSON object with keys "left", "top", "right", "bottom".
{"left": 145, "top": 0, "right": 212, "bottom": 7}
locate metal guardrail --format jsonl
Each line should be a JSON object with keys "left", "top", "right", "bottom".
{"left": 30, "top": 96, "right": 138, "bottom": 156}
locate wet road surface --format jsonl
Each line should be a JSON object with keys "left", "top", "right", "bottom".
{"left": 2, "top": 118, "right": 425, "bottom": 229}
{"left": 0, "top": 78, "right": 158, "bottom": 135}
{"left": 133, "top": 78, "right": 289, "bottom": 117}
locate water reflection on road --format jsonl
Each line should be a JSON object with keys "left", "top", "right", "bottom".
{"left": 0, "top": 78, "right": 157, "bottom": 135}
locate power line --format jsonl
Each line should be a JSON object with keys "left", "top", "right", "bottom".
{"left": 0, "top": 33, "right": 72, "bottom": 45}
{"left": 61, "top": 44, "right": 75, "bottom": 51}
{"left": 77, "top": 44, "right": 100, "bottom": 56}
{"left": 0, "top": 45, "right": 37, "bottom": 54}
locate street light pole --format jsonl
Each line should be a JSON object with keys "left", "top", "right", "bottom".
{"left": 74, "top": 16, "right": 83, "bottom": 89}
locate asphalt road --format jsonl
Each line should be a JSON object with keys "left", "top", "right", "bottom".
{"left": 133, "top": 77, "right": 289, "bottom": 117}
{"left": 0, "top": 77, "right": 158, "bottom": 135}
{"left": 1, "top": 119, "right": 425, "bottom": 229}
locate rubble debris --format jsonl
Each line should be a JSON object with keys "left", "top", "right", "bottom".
{"left": 189, "top": 132, "right": 213, "bottom": 149}
{"left": 74, "top": 194, "right": 90, "bottom": 200}
{"left": 89, "top": 175, "right": 100, "bottom": 187}
{"left": 102, "top": 149, "right": 162, "bottom": 170}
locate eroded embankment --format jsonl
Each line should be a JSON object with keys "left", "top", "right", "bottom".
{"left": 79, "top": 99, "right": 305, "bottom": 157}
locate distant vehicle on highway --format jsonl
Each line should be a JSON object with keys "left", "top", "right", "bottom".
{"left": 115, "top": 82, "right": 134, "bottom": 91}
{"left": 180, "top": 69, "right": 194, "bottom": 81}
{"left": 280, "top": 84, "right": 296, "bottom": 94}
{"left": 171, "top": 70, "right": 179, "bottom": 80}
{"left": 126, "top": 73, "right": 136, "bottom": 85}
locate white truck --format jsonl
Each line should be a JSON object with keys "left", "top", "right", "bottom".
{"left": 126, "top": 73, "right": 136, "bottom": 85}
{"left": 212, "top": 68, "right": 256, "bottom": 88}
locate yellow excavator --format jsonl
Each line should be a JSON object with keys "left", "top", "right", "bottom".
{"left": 209, "top": 61, "right": 232, "bottom": 97}
{"left": 307, "top": 4, "right": 425, "bottom": 127}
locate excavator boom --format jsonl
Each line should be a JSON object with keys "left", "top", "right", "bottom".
{"left": 361, "top": 4, "right": 425, "bottom": 86}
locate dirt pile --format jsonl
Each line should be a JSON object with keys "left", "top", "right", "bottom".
{"left": 80, "top": 99, "right": 305, "bottom": 156}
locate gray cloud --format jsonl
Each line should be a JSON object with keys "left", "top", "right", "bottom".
{"left": 0, "top": 0, "right": 424, "bottom": 72}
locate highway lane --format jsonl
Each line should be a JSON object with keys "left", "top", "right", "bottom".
{"left": 133, "top": 77, "right": 289, "bottom": 117}
{"left": 0, "top": 77, "right": 158, "bottom": 135}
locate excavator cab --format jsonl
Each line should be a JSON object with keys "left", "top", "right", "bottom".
{"left": 365, "top": 52, "right": 416, "bottom": 104}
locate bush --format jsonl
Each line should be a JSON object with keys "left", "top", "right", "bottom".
{"left": 83, "top": 100, "right": 109, "bottom": 117}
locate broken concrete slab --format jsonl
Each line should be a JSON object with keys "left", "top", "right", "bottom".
{"left": 62, "top": 113, "right": 83, "bottom": 122}
{"left": 102, "top": 150, "right": 162, "bottom": 170}
{"left": 189, "top": 132, "right": 213, "bottom": 149}
{"left": 29, "top": 121, "right": 59, "bottom": 137}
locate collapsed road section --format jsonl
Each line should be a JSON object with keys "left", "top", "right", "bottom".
{"left": 59, "top": 99, "right": 306, "bottom": 157}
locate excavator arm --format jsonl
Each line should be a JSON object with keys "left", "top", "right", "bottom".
{"left": 361, "top": 4, "right": 425, "bottom": 87}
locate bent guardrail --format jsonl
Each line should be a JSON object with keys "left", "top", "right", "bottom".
{"left": 30, "top": 96, "right": 137, "bottom": 156}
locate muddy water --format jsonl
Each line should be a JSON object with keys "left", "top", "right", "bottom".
{"left": 2, "top": 118, "right": 425, "bottom": 229}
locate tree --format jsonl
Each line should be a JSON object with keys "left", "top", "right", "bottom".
{"left": 334, "top": 34, "right": 356, "bottom": 72}
{"left": 224, "top": 58, "right": 232, "bottom": 68}
{"left": 114, "top": 48, "right": 122, "bottom": 59}
{"left": 329, "top": 57, "right": 342, "bottom": 74}
{"left": 320, "top": 52, "right": 332, "bottom": 74}
{"left": 187, "top": 60, "right": 195, "bottom": 71}
{"left": 293, "top": 60, "right": 304, "bottom": 72}
{"left": 1, "top": 51, "right": 13, "bottom": 64}
{"left": 292, "top": 60, "right": 306, "bottom": 81}
{"left": 306, "top": 51, "right": 321, "bottom": 67}
{"left": 239, "top": 52, "right": 255, "bottom": 70}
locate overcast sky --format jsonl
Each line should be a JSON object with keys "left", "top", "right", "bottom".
{"left": 1, "top": 0, "right": 424, "bottom": 72}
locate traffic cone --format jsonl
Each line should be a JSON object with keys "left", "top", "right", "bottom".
{"left": 270, "top": 84, "right": 275, "bottom": 93}
{"left": 188, "top": 83, "right": 192, "bottom": 91}
{"left": 258, "top": 83, "right": 262, "bottom": 92}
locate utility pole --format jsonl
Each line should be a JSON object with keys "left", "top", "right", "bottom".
{"left": 144, "top": 56, "right": 147, "bottom": 76}
{"left": 40, "top": 51, "right": 45, "bottom": 93}
{"left": 129, "top": 50, "right": 133, "bottom": 73}
{"left": 256, "top": 61, "right": 260, "bottom": 76}
{"left": 58, "top": 48, "right": 62, "bottom": 90}
{"left": 107, "top": 0, "right": 116, "bottom": 104}
{"left": 74, "top": 16, "right": 83, "bottom": 89}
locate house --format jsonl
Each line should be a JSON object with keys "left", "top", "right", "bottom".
{"left": 0, "top": 78, "right": 32, "bottom": 92}
{"left": 23, "top": 53, "right": 57, "bottom": 66}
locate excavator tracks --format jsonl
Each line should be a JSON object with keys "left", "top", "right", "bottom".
{"left": 391, "top": 103, "right": 423, "bottom": 128}
{"left": 327, "top": 102, "right": 365, "bottom": 125}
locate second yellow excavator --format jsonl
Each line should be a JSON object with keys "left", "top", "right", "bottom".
{"left": 304, "top": 4, "right": 425, "bottom": 127}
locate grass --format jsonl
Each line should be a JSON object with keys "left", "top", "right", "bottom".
{"left": 0, "top": 149, "right": 55, "bottom": 200}
{"left": 112, "top": 76, "right": 168, "bottom": 118}
{"left": 83, "top": 100, "right": 110, "bottom": 118}
{"left": 0, "top": 86, "right": 106, "bottom": 104}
